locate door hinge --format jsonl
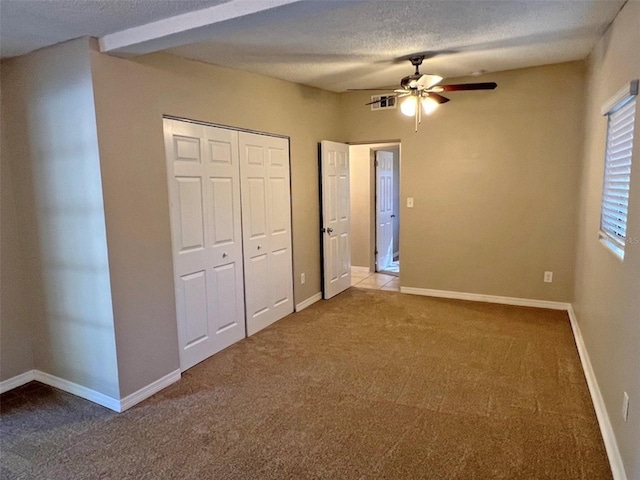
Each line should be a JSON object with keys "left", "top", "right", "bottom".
{"left": 375, "top": 159, "right": 379, "bottom": 167}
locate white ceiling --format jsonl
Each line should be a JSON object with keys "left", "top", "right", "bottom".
{"left": 0, "top": 0, "right": 627, "bottom": 92}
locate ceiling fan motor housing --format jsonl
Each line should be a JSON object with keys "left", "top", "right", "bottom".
{"left": 409, "top": 56, "right": 424, "bottom": 68}
{"left": 401, "top": 74, "right": 422, "bottom": 89}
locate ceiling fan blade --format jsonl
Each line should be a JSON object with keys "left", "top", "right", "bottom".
{"left": 347, "top": 86, "right": 398, "bottom": 91}
{"left": 427, "top": 92, "right": 450, "bottom": 104}
{"left": 416, "top": 74, "right": 443, "bottom": 90}
{"left": 394, "top": 89, "right": 410, "bottom": 94}
{"left": 437, "top": 82, "right": 497, "bottom": 92}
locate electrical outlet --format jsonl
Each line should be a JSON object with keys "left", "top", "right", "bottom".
{"left": 407, "top": 197, "right": 414, "bottom": 208}
{"left": 622, "top": 392, "right": 629, "bottom": 422}
{"left": 301, "top": 273, "right": 305, "bottom": 285}
{"left": 544, "top": 271, "right": 553, "bottom": 283}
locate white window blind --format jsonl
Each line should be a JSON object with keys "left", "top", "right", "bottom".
{"left": 600, "top": 81, "right": 637, "bottom": 258}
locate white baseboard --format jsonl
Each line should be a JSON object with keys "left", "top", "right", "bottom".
{"left": 400, "top": 286, "right": 571, "bottom": 310}
{"left": 567, "top": 306, "right": 627, "bottom": 480}
{"left": 34, "top": 371, "right": 121, "bottom": 412}
{"left": 1, "top": 369, "right": 182, "bottom": 414}
{"left": 295, "top": 292, "right": 322, "bottom": 312}
{"left": 119, "top": 369, "right": 181, "bottom": 412}
{"left": 0, "top": 370, "right": 36, "bottom": 394}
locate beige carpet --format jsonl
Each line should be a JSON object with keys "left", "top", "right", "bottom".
{"left": 1, "top": 288, "right": 611, "bottom": 479}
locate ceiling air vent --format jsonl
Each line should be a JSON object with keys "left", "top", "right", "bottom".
{"left": 370, "top": 94, "right": 396, "bottom": 111}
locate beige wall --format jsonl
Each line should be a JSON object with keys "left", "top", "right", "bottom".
{"left": 0, "top": 39, "right": 342, "bottom": 398}
{"left": 0, "top": 84, "right": 34, "bottom": 381}
{"left": 341, "top": 62, "right": 585, "bottom": 302}
{"left": 574, "top": 2, "right": 640, "bottom": 478}
{"left": 0, "top": 39, "right": 120, "bottom": 397}
{"left": 89, "top": 51, "right": 343, "bottom": 396}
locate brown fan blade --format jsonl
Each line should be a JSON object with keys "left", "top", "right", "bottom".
{"left": 347, "top": 86, "right": 398, "bottom": 91}
{"left": 427, "top": 92, "right": 450, "bottom": 104}
{"left": 437, "top": 82, "right": 497, "bottom": 92}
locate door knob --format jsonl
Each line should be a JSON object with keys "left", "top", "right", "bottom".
{"left": 257, "top": 245, "right": 262, "bottom": 250}
{"left": 391, "top": 215, "right": 396, "bottom": 218}
{"left": 222, "top": 252, "right": 228, "bottom": 258}
{"left": 326, "top": 227, "right": 334, "bottom": 234}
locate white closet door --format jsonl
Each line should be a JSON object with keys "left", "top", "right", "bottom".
{"left": 239, "top": 132, "right": 294, "bottom": 336}
{"left": 164, "top": 119, "right": 246, "bottom": 371}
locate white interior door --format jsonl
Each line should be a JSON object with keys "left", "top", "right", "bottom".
{"left": 321, "top": 140, "right": 351, "bottom": 299}
{"left": 164, "top": 119, "right": 246, "bottom": 371}
{"left": 239, "top": 132, "right": 294, "bottom": 336}
{"left": 376, "top": 150, "right": 394, "bottom": 271}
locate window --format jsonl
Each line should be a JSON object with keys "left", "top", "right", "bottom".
{"left": 600, "top": 79, "right": 638, "bottom": 259}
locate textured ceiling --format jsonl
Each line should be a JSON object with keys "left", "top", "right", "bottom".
{"left": 0, "top": 0, "right": 627, "bottom": 92}
{"left": 165, "top": 0, "right": 626, "bottom": 91}
{"left": 0, "top": 0, "right": 230, "bottom": 58}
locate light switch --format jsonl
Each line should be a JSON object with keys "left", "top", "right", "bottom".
{"left": 407, "top": 197, "right": 414, "bottom": 208}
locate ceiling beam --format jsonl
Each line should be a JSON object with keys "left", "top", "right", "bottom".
{"left": 99, "top": 0, "right": 303, "bottom": 57}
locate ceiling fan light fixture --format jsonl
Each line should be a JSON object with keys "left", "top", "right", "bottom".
{"left": 400, "top": 96, "right": 417, "bottom": 116}
{"left": 421, "top": 96, "right": 439, "bottom": 115}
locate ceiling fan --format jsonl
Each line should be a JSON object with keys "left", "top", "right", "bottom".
{"left": 352, "top": 56, "right": 497, "bottom": 132}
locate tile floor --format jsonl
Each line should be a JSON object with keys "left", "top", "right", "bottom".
{"left": 351, "top": 266, "right": 399, "bottom": 291}
{"left": 380, "top": 259, "right": 399, "bottom": 275}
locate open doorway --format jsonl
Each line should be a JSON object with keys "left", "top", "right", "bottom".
{"left": 348, "top": 142, "right": 400, "bottom": 291}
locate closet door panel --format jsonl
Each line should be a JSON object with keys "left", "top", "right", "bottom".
{"left": 240, "top": 132, "right": 293, "bottom": 336}
{"left": 165, "top": 119, "right": 246, "bottom": 371}
{"left": 245, "top": 253, "right": 270, "bottom": 320}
